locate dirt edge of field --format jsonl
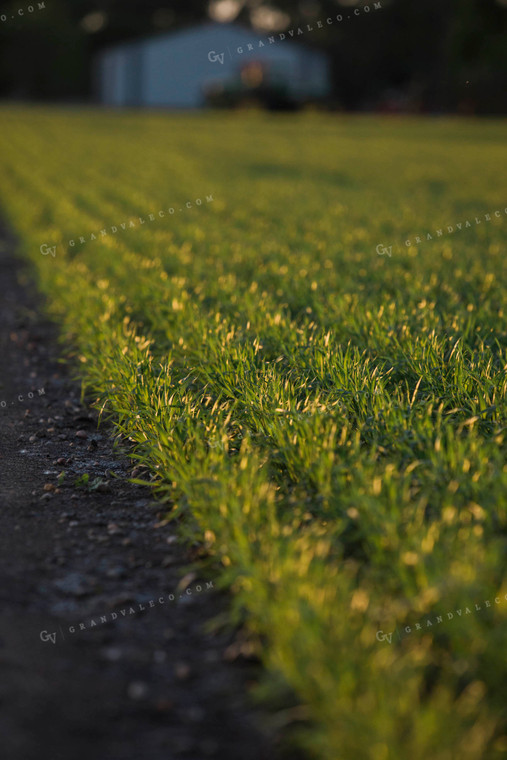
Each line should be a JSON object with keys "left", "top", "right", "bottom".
{"left": 0, "top": 221, "right": 296, "bottom": 760}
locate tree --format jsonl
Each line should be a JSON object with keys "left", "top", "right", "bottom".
{"left": 0, "top": 0, "right": 505, "bottom": 111}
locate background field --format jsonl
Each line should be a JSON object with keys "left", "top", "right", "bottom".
{"left": 0, "top": 109, "right": 506, "bottom": 759}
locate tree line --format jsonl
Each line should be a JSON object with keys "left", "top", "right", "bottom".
{"left": 0, "top": 0, "right": 505, "bottom": 112}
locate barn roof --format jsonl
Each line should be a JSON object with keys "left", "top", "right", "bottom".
{"left": 98, "top": 21, "right": 327, "bottom": 60}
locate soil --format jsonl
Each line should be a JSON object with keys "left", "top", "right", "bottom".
{"left": 0, "top": 222, "right": 284, "bottom": 760}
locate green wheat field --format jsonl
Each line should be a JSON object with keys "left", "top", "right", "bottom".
{"left": 0, "top": 108, "right": 506, "bottom": 759}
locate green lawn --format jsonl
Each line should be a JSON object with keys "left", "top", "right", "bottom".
{"left": 1, "top": 108, "right": 506, "bottom": 759}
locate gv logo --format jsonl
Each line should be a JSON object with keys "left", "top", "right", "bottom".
{"left": 40, "top": 243, "right": 57, "bottom": 257}
{"left": 208, "top": 50, "right": 225, "bottom": 64}
{"left": 40, "top": 630, "right": 57, "bottom": 644}
{"left": 376, "top": 630, "right": 393, "bottom": 644}
{"left": 376, "top": 244, "right": 392, "bottom": 258}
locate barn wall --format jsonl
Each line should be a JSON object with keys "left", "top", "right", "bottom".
{"left": 96, "top": 24, "right": 331, "bottom": 108}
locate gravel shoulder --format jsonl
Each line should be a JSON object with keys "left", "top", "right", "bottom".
{"left": 0, "top": 223, "right": 280, "bottom": 760}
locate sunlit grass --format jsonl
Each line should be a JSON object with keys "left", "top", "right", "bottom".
{"left": 0, "top": 108, "right": 506, "bottom": 759}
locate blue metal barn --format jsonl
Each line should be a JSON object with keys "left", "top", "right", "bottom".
{"left": 95, "top": 22, "right": 331, "bottom": 108}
